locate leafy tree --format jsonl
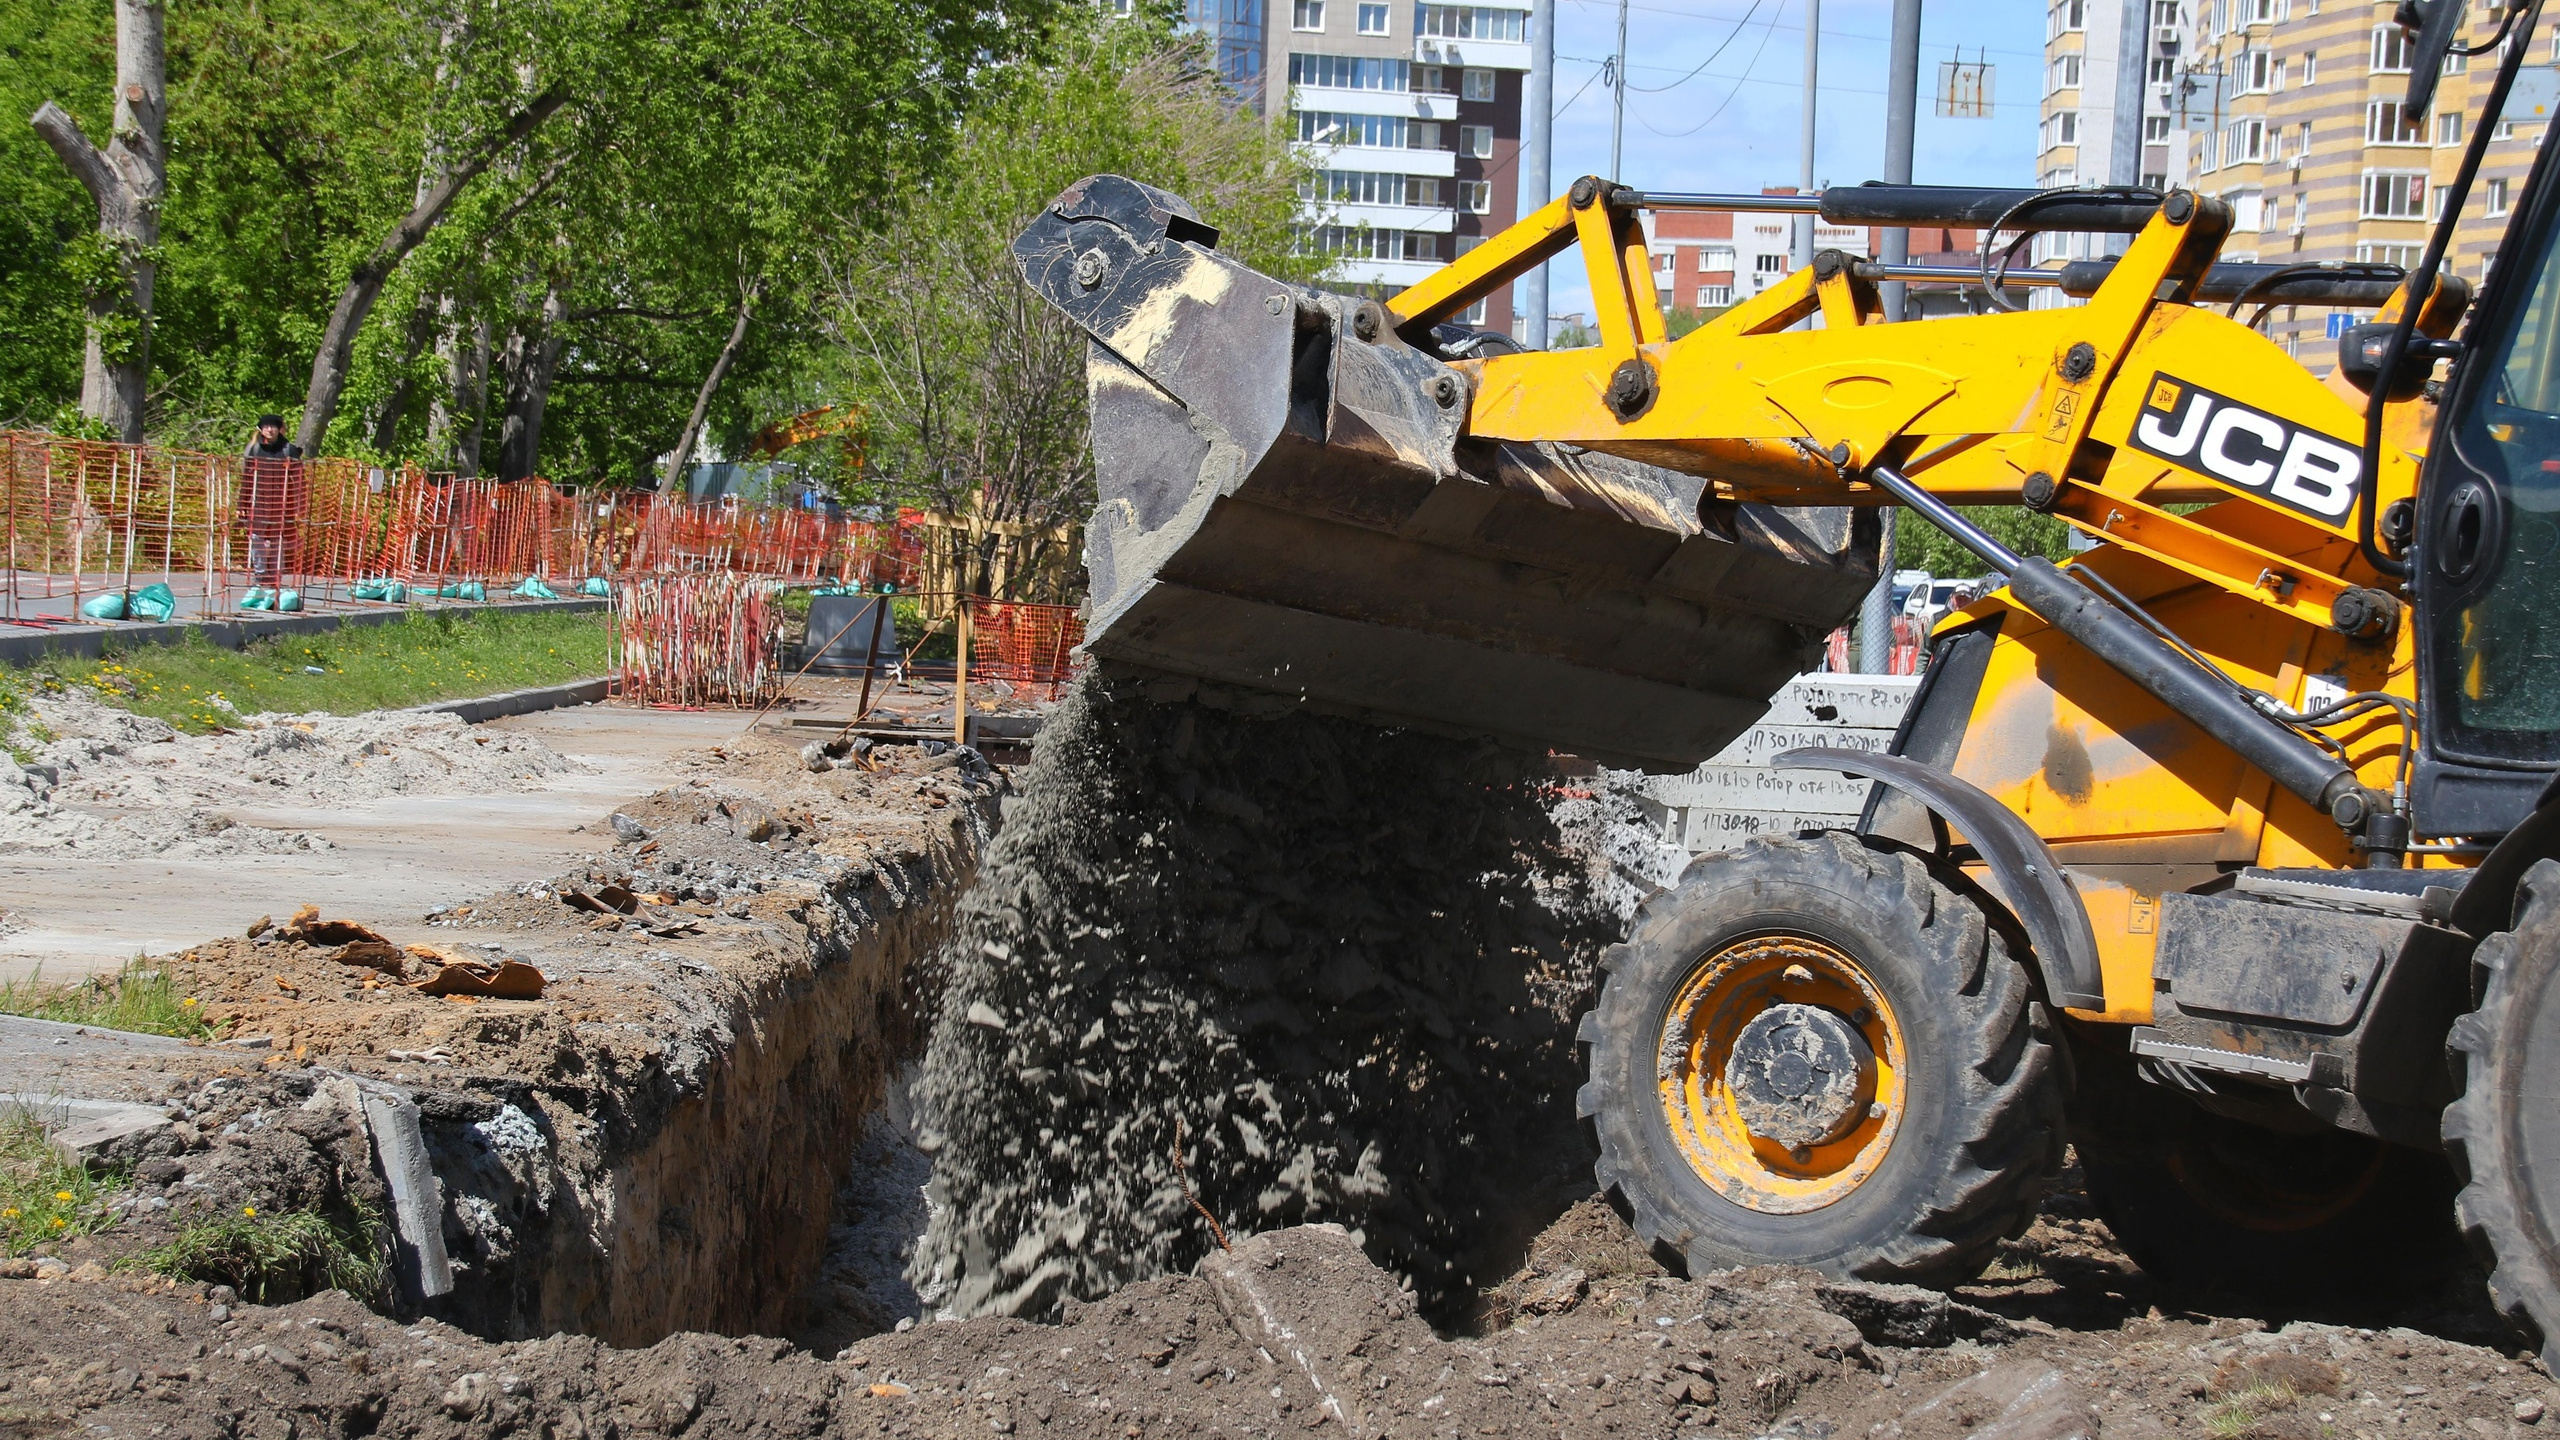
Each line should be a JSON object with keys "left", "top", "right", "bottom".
{"left": 1892, "top": 506, "right": 2077, "bottom": 580}
{"left": 821, "top": 9, "right": 1322, "bottom": 581}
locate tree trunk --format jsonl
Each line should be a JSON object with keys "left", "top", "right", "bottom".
{"left": 370, "top": 298, "right": 440, "bottom": 453}
{"left": 501, "top": 287, "right": 567, "bottom": 481}
{"left": 294, "top": 85, "right": 567, "bottom": 456}
{"left": 29, "top": 0, "right": 166, "bottom": 442}
{"left": 445, "top": 314, "right": 491, "bottom": 477}
{"left": 660, "top": 285, "right": 756, "bottom": 493}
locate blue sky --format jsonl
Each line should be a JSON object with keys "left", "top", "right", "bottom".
{"left": 1536, "top": 0, "right": 2046, "bottom": 316}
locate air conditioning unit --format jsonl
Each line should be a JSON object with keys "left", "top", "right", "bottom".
{"left": 2157, "top": 25, "right": 2182, "bottom": 42}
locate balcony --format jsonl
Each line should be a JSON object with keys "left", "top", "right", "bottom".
{"left": 1328, "top": 256, "right": 1449, "bottom": 289}
{"left": 1307, "top": 201, "right": 1457, "bottom": 232}
{"left": 1413, "top": 37, "right": 1531, "bottom": 70}
{"left": 1293, "top": 84, "right": 1444, "bottom": 118}
{"left": 1294, "top": 139, "right": 1458, "bottom": 176}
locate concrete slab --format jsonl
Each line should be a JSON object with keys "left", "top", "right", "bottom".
{"left": 0, "top": 705, "right": 751, "bottom": 981}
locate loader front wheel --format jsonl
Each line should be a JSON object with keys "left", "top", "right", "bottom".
{"left": 1579, "top": 832, "right": 2065, "bottom": 1286}
{"left": 2445, "top": 857, "right": 2560, "bottom": 1370}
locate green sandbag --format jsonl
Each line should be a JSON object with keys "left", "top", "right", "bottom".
{"left": 580, "top": 576, "right": 612, "bottom": 596}
{"left": 275, "top": 589, "right": 302, "bottom": 612}
{"left": 239, "top": 589, "right": 273, "bottom": 611}
{"left": 80, "top": 592, "right": 128, "bottom": 620}
{"left": 129, "top": 583, "right": 176, "bottom": 622}
{"left": 514, "top": 576, "right": 559, "bottom": 599}
{"left": 384, "top": 581, "right": 407, "bottom": 603}
{"left": 458, "top": 581, "right": 486, "bottom": 602}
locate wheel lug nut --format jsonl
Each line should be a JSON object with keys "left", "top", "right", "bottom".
{"left": 1868, "top": 1101, "right": 1887, "bottom": 1119}
{"left": 1850, "top": 1007, "right": 1872, "bottom": 1025}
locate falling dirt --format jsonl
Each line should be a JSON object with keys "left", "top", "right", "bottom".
{"left": 905, "top": 670, "right": 1633, "bottom": 1324}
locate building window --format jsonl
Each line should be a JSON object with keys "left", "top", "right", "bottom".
{"left": 2049, "top": 0, "right": 2085, "bottom": 35}
{"left": 2140, "top": 114, "right": 2170, "bottom": 142}
{"left": 1305, "top": 169, "right": 1440, "bottom": 206}
{"left": 1293, "top": 0, "right": 1325, "bottom": 27}
{"left": 2150, "top": 56, "right": 2178, "bottom": 83}
{"left": 1463, "top": 66, "right": 1496, "bottom": 99}
{"left": 2366, "top": 99, "right": 2424, "bottom": 143}
{"left": 1415, "top": 4, "right": 1527, "bottom": 40}
{"left": 1695, "top": 285, "right": 1731, "bottom": 307}
{"left": 2357, "top": 241, "right": 2420, "bottom": 267}
{"left": 1404, "top": 175, "right": 1442, "bottom": 205}
{"left": 2237, "top": 48, "right": 2273, "bottom": 91}
{"left": 2438, "top": 110, "right": 2466, "bottom": 144}
{"left": 1410, "top": 120, "right": 1444, "bottom": 149}
{"left": 2498, "top": 118, "right": 2518, "bottom": 139}
{"left": 2361, "top": 170, "right": 2428, "bottom": 218}
{"left": 2372, "top": 25, "right": 2412, "bottom": 72}
{"left": 2040, "top": 110, "right": 2081, "bottom": 151}
{"left": 2049, "top": 55, "right": 2084, "bottom": 93}
{"left": 1357, "top": 2, "right": 1390, "bottom": 32}
{"left": 1298, "top": 111, "right": 1410, "bottom": 147}
{"left": 2488, "top": 177, "right": 2513, "bottom": 214}
{"left": 2153, "top": 0, "right": 2180, "bottom": 24}
{"left": 2143, "top": 170, "right": 2169, "bottom": 188}
{"left": 1458, "top": 179, "right": 1492, "bottom": 212}
{"left": 2221, "top": 116, "right": 2263, "bottom": 161}
{"left": 2224, "top": 188, "right": 2265, "bottom": 229}
{"left": 1459, "top": 123, "right": 1494, "bottom": 157}
{"left": 1288, "top": 54, "right": 1411, "bottom": 89}
{"left": 1754, "top": 253, "right": 1787, "bottom": 274}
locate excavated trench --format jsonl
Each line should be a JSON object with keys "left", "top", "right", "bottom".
{"left": 58, "top": 689, "right": 1677, "bottom": 1353}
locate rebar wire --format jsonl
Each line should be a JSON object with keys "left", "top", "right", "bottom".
{"left": 1173, "top": 1116, "right": 1232, "bottom": 1253}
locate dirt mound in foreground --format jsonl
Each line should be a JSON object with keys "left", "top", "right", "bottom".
{"left": 10, "top": 1219, "right": 2553, "bottom": 1440}
{"left": 906, "top": 671, "right": 1624, "bottom": 1321}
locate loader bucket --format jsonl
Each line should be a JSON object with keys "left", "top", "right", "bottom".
{"left": 1015, "top": 175, "right": 1881, "bottom": 771}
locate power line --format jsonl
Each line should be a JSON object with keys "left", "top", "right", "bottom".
{"left": 1560, "top": 0, "right": 2044, "bottom": 60}
{"left": 1632, "top": 0, "right": 1791, "bottom": 137}
{"left": 1560, "top": 48, "right": 2038, "bottom": 107}
{"left": 1625, "top": 0, "right": 1766, "bottom": 91}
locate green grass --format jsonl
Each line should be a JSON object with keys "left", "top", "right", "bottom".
{"left": 2204, "top": 1382, "right": 2305, "bottom": 1440}
{"left": 11, "top": 607, "right": 610, "bottom": 733}
{"left": 0, "top": 959, "right": 219, "bottom": 1039}
{"left": 137, "top": 1201, "right": 385, "bottom": 1304}
{"left": 0, "top": 1105, "right": 123, "bottom": 1258}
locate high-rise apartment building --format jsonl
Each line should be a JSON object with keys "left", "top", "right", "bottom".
{"left": 2035, "top": 0, "right": 2184, "bottom": 279}
{"left": 1261, "top": 0, "right": 1532, "bottom": 332}
{"left": 2167, "top": 0, "right": 2544, "bottom": 358}
{"left": 2032, "top": 0, "right": 2544, "bottom": 352}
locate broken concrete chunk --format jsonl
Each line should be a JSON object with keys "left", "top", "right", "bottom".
{"left": 1876, "top": 1359, "right": 2097, "bottom": 1440}
{"left": 611, "top": 813, "right": 649, "bottom": 842}
{"left": 44, "top": 1102, "right": 172, "bottom": 1170}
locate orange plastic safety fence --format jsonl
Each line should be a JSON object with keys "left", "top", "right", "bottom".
{"left": 616, "top": 573, "right": 785, "bottom": 707}
{"left": 966, "top": 597, "right": 1085, "bottom": 697}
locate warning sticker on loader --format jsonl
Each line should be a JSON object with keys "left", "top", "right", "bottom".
{"left": 2125, "top": 374, "right": 2362, "bottom": 524}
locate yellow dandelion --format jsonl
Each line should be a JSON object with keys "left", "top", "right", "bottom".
{"left": 53, "top": 1190, "right": 73, "bottom": 1203}
{"left": 51, "top": 1217, "right": 66, "bottom": 1229}
{"left": 181, "top": 997, "right": 198, "bottom": 1006}
{"left": 242, "top": 1206, "right": 257, "bottom": 1218}
{"left": 3, "top": 1207, "right": 19, "bottom": 1219}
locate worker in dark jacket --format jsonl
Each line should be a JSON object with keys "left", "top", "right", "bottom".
{"left": 240, "top": 415, "right": 304, "bottom": 596}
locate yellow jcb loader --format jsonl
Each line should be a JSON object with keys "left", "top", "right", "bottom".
{"left": 1016, "top": 0, "right": 2560, "bottom": 1357}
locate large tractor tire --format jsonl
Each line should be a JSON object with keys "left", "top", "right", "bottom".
{"left": 2075, "top": 1076, "right": 2460, "bottom": 1296}
{"left": 2445, "top": 857, "right": 2560, "bottom": 1367}
{"left": 1578, "top": 831, "right": 2066, "bottom": 1285}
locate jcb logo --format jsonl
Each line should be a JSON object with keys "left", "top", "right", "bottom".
{"left": 2126, "top": 375, "right": 2361, "bottom": 524}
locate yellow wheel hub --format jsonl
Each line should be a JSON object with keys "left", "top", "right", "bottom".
{"left": 1656, "top": 934, "right": 1907, "bottom": 1215}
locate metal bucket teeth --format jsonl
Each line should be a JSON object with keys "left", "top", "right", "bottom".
{"left": 1016, "top": 174, "right": 1881, "bottom": 771}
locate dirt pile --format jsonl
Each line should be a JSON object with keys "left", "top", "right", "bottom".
{"left": 11, "top": 1216, "right": 2553, "bottom": 1440}
{"left": 907, "top": 671, "right": 1627, "bottom": 1323}
{"left": 0, "top": 690, "right": 584, "bottom": 854}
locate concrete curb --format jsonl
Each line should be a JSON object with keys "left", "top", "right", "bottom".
{"left": 0, "top": 597, "right": 609, "bottom": 668}
{"left": 409, "top": 677, "right": 613, "bottom": 724}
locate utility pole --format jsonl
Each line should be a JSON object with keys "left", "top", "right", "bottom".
{"left": 1855, "top": 0, "right": 1920, "bottom": 674}
{"left": 1522, "top": 0, "right": 1555, "bottom": 347}
{"left": 2111, "top": 0, "right": 2150, "bottom": 192}
{"left": 1794, "top": 0, "right": 1820, "bottom": 269}
{"left": 1610, "top": 0, "right": 1629, "bottom": 179}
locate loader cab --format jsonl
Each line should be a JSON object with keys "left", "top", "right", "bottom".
{"left": 2414, "top": 117, "right": 2560, "bottom": 835}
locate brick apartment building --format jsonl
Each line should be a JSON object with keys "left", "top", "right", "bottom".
{"left": 1641, "top": 196, "right": 1986, "bottom": 322}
